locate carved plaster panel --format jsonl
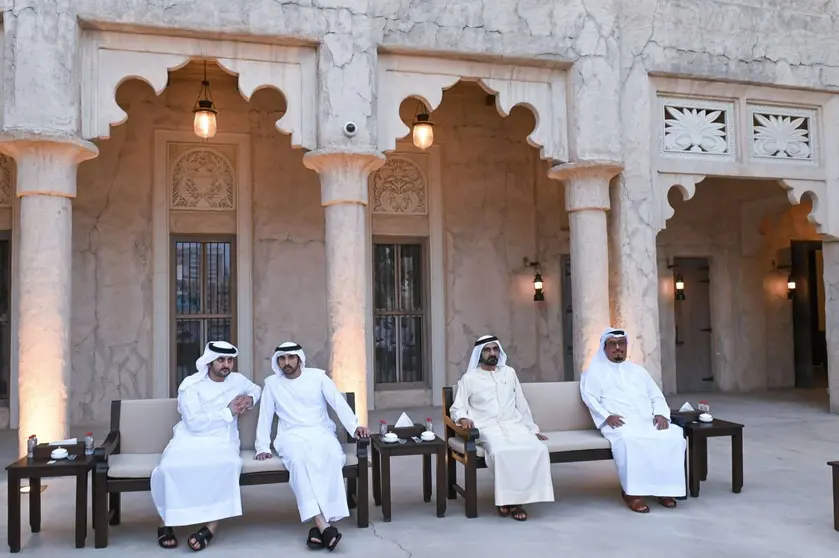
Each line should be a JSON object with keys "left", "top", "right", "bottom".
{"left": 749, "top": 104, "right": 818, "bottom": 164}
{"left": 377, "top": 55, "right": 568, "bottom": 162}
{"left": 0, "top": 154, "right": 13, "bottom": 207}
{"left": 658, "top": 96, "right": 736, "bottom": 161}
{"left": 168, "top": 145, "right": 237, "bottom": 211}
{"left": 370, "top": 156, "right": 427, "bottom": 215}
{"left": 80, "top": 31, "right": 316, "bottom": 149}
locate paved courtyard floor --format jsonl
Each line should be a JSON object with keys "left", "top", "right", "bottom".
{"left": 1, "top": 389, "right": 838, "bottom": 557}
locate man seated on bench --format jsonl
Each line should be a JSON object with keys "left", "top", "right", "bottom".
{"left": 581, "top": 327, "right": 686, "bottom": 513}
{"left": 150, "top": 341, "right": 262, "bottom": 551}
{"left": 254, "top": 342, "right": 369, "bottom": 551}
{"left": 449, "top": 334, "right": 554, "bottom": 521}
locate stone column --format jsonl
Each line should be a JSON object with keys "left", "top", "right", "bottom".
{"left": 303, "top": 149, "right": 384, "bottom": 425}
{"left": 549, "top": 161, "right": 623, "bottom": 378}
{"left": 0, "top": 133, "right": 98, "bottom": 456}
{"left": 822, "top": 241, "right": 839, "bottom": 414}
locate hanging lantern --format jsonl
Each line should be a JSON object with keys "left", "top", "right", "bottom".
{"left": 193, "top": 61, "right": 217, "bottom": 140}
{"left": 411, "top": 101, "right": 434, "bottom": 149}
{"left": 675, "top": 274, "right": 686, "bottom": 300}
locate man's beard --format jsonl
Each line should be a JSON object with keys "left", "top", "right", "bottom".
{"left": 283, "top": 364, "right": 299, "bottom": 375}
{"left": 212, "top": 367, "right": 230, "bottom": 378}
{"left": 610, "top": 354, "right": 626, "bottom": 363}
{"left": 480, "top": 355, "right": 498, "bottom": 366}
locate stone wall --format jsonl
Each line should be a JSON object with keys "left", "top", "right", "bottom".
{"left": 657, "top": 178, "right": 819, "bottom": 395}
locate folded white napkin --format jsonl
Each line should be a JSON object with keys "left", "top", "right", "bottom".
{"left": 678, "top": 402, "right": 694, "bottom": 412}
{"left": 394, "top": 412, "right": 413, "bottom": 427}
{"left": 49, "top": 438, "right": 78, "bottom": 446}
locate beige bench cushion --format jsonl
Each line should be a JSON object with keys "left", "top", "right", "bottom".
{"left": 108, "top": 445, "right": 360, "bottom": 478}
{"left": 518, "top": 381, "right": 597, "bottom": 432}
{"left": 447, "top": 429, "right": 611, "bottom": 458}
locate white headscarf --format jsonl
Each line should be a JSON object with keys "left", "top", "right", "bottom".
{"left": 179, "top": 340, "right": 238, "bottom": 392}
{"left": 587, "top": 327, "right": 628, "bottom": 371}
{"left": 467, "top": 334, "right": 508, "bottom": 371}
{"left": 271, "top": 341, "right": 307, "bottom": 376}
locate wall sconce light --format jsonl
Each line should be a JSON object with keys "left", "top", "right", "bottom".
{"left": 193, "top": 61, "right": 218, "bottom": 140}
{"left": 787, "top": 275, "right": 796, "bottom": 299}
{"left": 411, "top": 99, "right": 434, "bottom": 149}
{"left": 524, "top": 258, "right": 544, "bottom": 301}
{"left": 675, "top": 274, "right": 686, "bottom": 300}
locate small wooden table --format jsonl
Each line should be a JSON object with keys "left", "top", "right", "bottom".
{"left": 682, "top": 419, "right": 744, "bottom": 498}
{"left": 6, "top": 455, "right": 94, "bottom": 553}
{"left": 371, "top": 430, "right": 446, "bottom": 522}
{"left": 827, "top": 461, "right": 839, "bottom": 530}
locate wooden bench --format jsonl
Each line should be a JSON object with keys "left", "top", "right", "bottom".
{"left": 442, "top": 381, "right": 613, "bottom": 517}
{"left": 92, "top": 392, "right": 369, "bottom": 548}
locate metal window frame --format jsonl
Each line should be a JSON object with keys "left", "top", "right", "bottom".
{"left": 372, "top": 236, "right": 429, "bottom": 390}
{"left": 169, "top": 234, "right": 237, "bottom": 396}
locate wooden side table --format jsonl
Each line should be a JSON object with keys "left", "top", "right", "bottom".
{"left": 682, "top": 419, "right": 744, "bottom": 498}
{"left": 827, "top": 461, "right": 839, "bottom": 531}
{"left": 6, "top": 455, "right": 95, "bottom": 553}
{"left": 371, "top": 429, "right": 446, "bottom": 522}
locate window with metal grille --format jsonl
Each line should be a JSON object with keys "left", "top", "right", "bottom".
{"left": 172, "top": 237, "right": 236, "bottom": 393}
{"left": 373, "top": 241, "right": 426, "bottom": 387}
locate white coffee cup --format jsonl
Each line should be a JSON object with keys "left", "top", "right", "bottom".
{"left": 50, "top": 447, "right": 69, "bottom": 460}
{"left": 382, "top": 432, "right": 398, "bottom": 442}
{"left": 698, "top": 413, "right": 713, "bottom": 423}
{"left": 420, "top": 431, "right": 435, "bottom": 441}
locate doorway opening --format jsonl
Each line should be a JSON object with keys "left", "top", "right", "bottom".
{"left": 673, "top": 257, "right": 713, "bottom": 393}
{"left": 790, "top": 240, "right": 827, "bottom": 389}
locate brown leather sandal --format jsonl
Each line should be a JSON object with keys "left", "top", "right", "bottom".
{"left": 621, "top": 491, "right": 650, "bottom": 513}
{"left": 656, "top": 497, "right": 678, "bottom": 508}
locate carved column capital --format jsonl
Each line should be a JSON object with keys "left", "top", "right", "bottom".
{"left": 303, "top": 148, "right": 385, "bottom": 207}
{"left": 548, "top": 160, "right": 623, "bottom": 213}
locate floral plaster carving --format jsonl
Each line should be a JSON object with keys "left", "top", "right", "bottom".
{"left": 750, "top": 105, "right": 816, "bottom": 162}
{"left": 371, "top": 157, "right": 427, "bottom": 214}
{"left": 170, "top": 148, "right": 236, "bottom": 210}
{"left": 659, "top": 97, "right": 735, "bottom": 160}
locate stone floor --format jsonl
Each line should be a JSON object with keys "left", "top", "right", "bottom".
{"left": 1, "top": 389, "right": 838, "bottom": 557}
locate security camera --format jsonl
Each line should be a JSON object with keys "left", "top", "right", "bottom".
{"left": 343, "top": 122, "right": 358, "bottom": 137}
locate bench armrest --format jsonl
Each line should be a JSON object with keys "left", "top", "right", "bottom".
{"left": 444, "top": 416, "right": 479, "bottom": 442}
{"left": 93, "top": 431, "right": 120, "bottom": 462}
{"left": 355, "top": 436, "right": 369, "bottom": 461}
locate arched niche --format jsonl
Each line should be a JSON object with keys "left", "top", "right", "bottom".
{"left": 80, "top": 31, "right": 316, "bottom": 149}
{"left": 377, "top": 54, "right": 568, "bottom": 162}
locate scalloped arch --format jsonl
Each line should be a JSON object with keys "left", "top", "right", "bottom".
{"left": 778, "top": 178, "right": 828, "bottom": 234}
{"left": 377, "top": 55, "right": 568, "bottom": 161}
{"left": 81, "top": 32, "right": 317, "bottom": 149}
{"left": 654, "top": 173, "right": 706, "bottom": 232}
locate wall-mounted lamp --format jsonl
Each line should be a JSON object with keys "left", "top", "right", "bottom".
{"left": 523, "top": 258, "right": 544, "bottom": 301}
{"left": 787, "top": 275, "right": 796, "bottom": 299}
{"left": 675, "top": 274, "right": 686, "bottom": 300}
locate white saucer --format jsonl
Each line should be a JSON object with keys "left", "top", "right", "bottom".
{"left": 50, "top": 448, "right": 69, "bottom": 460}
{"left": 698, "top": 413, "right": 713, "bottom": 423}
{"left": 381, "top": 436, "right": 399, "bottom": 444}
{"left": 420, "top": 433, "right": 436, "bottom": 442}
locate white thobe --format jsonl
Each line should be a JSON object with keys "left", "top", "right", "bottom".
{"left": 150, "top": 372, "right": 262, "bottom": 526}
{"left": 450, "top": 366, "right": 555, "bottom": 506}
{"left": 255, "top": 368, "right": 359, "bottom": 523}
{"left": 580, "top": 361, "right": 686, "bottom": 497}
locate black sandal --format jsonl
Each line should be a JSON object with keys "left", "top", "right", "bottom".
{"left": 306, "top": 526, "right": 324, "bottom": 550}
{"left": 510, "top": 506, "right": 528, "bottom": 521}
{"left": 321, "top": 526, "right": 342, "bottom": 551}
{"left": 497, "top": 505, "right": 511, "bottom": 517}
{"left": 187, "top": 526, "right": 214, "bottom": 551}
{"left": 157, "top": 526, "right": 178, "bottom": 549}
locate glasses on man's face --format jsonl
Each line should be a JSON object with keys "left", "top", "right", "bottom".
{"left": 606, "top": 340, "right": 627, "bottom": 349}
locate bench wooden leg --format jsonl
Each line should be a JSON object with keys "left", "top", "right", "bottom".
{"left": 833, "top": 466, "right": 839, "bottom": 531}
{"left": 447, "top": 450, "right": 457, "bottom": 500}
{"left": 93, "top": 471, "right": 109, "bottom": 548}
{"left": 346, "top": 478, "right": 357, "bottom": 509}
{"left": 356, "top": 460, "right": 369, "bottom": 528}
{"left": 464, "top": 452, "right": 478, "bottom": 519}
{"left": 108, "top": 492, "right": 121, "bottom": 526}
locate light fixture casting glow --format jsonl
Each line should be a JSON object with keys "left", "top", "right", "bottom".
{"left": 193, "top": 61, "right": 218, "bottom": 140}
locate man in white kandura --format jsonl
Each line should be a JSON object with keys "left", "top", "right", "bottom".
{"left": 581, "top": 327, "right": 686, "bottom": 513}
{"left": 151, "top": 341, "right": 261, "bottom": 551}
{"left": 254, "top": 342, "right": 369, "bottom": 551}
{"left": 449, "top": 334, "right": 554, "bottom": 521}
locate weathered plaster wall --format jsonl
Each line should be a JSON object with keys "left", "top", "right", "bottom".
{"left": 658, "top": 178, "right": 818, "bottom": 396}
